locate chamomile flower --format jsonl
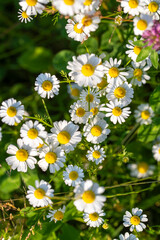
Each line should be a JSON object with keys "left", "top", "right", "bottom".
{"left": 142, "top": 0, "right": 160, "bottom": 20}
{"left": 63, "top": 165, "right": 84, "bottom": 186}
{"left": 0, "top": 127, "right": 2, "bottom": 141}
{"left": 128, "top": 162, "right": 155, "bottom": 178}
{"left": 83, "top": 117, "right": 110, "bottom": 144}
{"left": 26, "top": 180, "right": 54, "bottom": 207}
{"left": 18, "top": 9, "right": 33, "bottom": 23}
{"left": 152, "top": 143, "right": 160, "bottom": 161}
{"left": 104, "top": 58, "right": 129, "bottom": 85}
{"left": 20, "top": 120, "right": 47, "bottom": 148}
{"left": 0, "top": 98, "right": 24, "bottom": 126}
{"left": 80, "top": 88, "right": 100, "bottom": 106}
{"left": 83, "top": 210, "right": 105, "bottom": 227}
{"left": 74, "top": 180, "right": 106, "bottom": 213}
{"left": 126, "top": 37, "right": 143, "bottom": 62}
{"left": 35, "top": 73, "right": 60, "bottom": 99}
{"left": 134, "top": 103, "right": 154, "bottom": 125}
{"left": 86, "top": 145, "right": 106, "bottom": 165}
{"left": 67, "top": 83, "right": 82, "bottom": 100}
{"left": 89, "top": 103, "right": 106, "bottom": 119}
{"left": 38, "top": 143, "right": 66, "bottom": 173}
{"left": 19, "top": 0, "right": 49, "bottom": 16}
{"left": 96, "top": 77, "right": 108, "bottom": 96}
{"left": 115, "top": 15, "right": 123, "bottom": 25}
{"left": 121, "top": 0, "right": 143, "bottom": 16}
{"left": 47, "top": 206, "right": 65, "bottom": 222}
{"left": 102, "top": 100, "right": 131, "bottom": 124}
{"left": 53, "top": 0, "right": 83, "bottom": 16}
{"left": 133, "top": 14, "right": 153, "bottom": 35}
{"left": 114, "top": 232, "right": 139, "bottom": 240}
{"left": 69, "top": 100, "right": 91, "bottom": 124}
{"left": 6, "top": 139, "right": 37, "bottom": 172}
{"left": 67, "top": 54, "right": 104, "bottom": 87}
{"left": 80, "top": 0, "right": 100, "bottom": 14}
{"left": 49, "top": 120, "right": 82, "bottom": 153}
{"left": 106, "top": 81, "right": 134, "bottom": 106}
{"left": 123, "top": 208, "right": 148, "bottom": 232}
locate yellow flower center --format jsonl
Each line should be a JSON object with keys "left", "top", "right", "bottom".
{"left": 86, "top": 94, "right": 94, "bottom": 102}
{"left": 134, "top": 68, "right": 143, "bottom": 81}
{"left": 57, "top": 131, "right": 71, "bottom": 144}
{"left": 112, "top": 107, "right": 122, "bottom": 116}
{"left": 138, "top": 162, "right": 149, "bottom": 173}
{"left": 97, "top": 78, "right": 107, "bottom": 89}
{"left": 71, "top": 88, "right": 80, "bottom": 97}
{"left": 128, "top": 0, "right": 138, "bottom": 8}
{"left": 137, "top": 20, "right": 147, "bottom": 31}
{"left": 27, "top": 128, "right": 38, "bottom": 139}
{"left": 45, "top": 152, "right": 57, "bottom": 164}
{"left": 114, "top": 87, "right": 126, "bottom": 98}
{"left": 7, "top": 106, "right": 17, "bottom": 117}
{"left": 34, "top": 188, "right": 45, "bottom": 199}
{"left": 90, "top": 107, "right": 98, "bottom": 116}
{"left": 141, "top": 110, "right": 150, "bottom": 120}
{"left": 89, "top": 212, "right": 99, "bottom": 221}
{"left": 54, "top": 211, "right": 64, "bottom": 220}
{"left": 148, "top": 1, "right": 159, "bottom": 12}
{"left": 74, "top": 23, "right": 83, "bottom": 34}
{"left": 81, "top": 64, "right": 94, "bottom": 77}
{"left": 42, "top": 80, "right": 53, "bottom": 92}
{"left": 83, "top": 0, "right": 92, "bottom": 5}
{"left": 16, "top": 149, "right": 28, "bottom": 162}
{"left": 133, "top": 46, "right": 142, "bottom": 55}
{"left": 82, "top": 16, "right": 92, "bottom": 26}
{"left": 22, "top": 11, "right": 29, "bottom": 18}
{"left": 91, "top": 125, "right": 102, "bottom": 137}
{"left": 159, "top": 148, "right": 160, "bottom": 154}
{"left": 26, "top": 0, "right": 37, "bottom": 6}
{"left": 130, "top": 216, "right": 140, "bottom": 225}
{"left": 37, "top": 143, "right": 44, "bottom": 149}
{"left": 76, "top": 107, "right": 85, "bottom": 117}
{"left": 63, "top": 0, "right": 74, "bottom": 5}
{"left": 108, "top": 67, "right": 119, "bottom": 78}
{"left": 82, "top": 190, "right": 95, "bottom": 203}
{"left": 92, "top": 150, "right": 101, "bottom": 159}
{"left": 69, "top": 171, "right": 78, "bottom": 180}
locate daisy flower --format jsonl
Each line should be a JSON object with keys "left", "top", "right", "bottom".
{"left": 152, "top": 143, "right": 160, "bottom": 161}
{"left": 89, "top": 103, "right": 106, "bottom": 119}
{"left": 47, "top": 206, "right": 65, "bottom": 222}
{"left": 49, "top": 120, "right": 82, "bottom": 153}
{"left": 19, "top": 0, "right": 49, "bottom": 16}
{"left": 63, "top": 165, "right": 84, "bottom": 186}
{"left": 6, "top": 139, "right": 38, "bottom": 172}
{"left": 83, "top": 210, "right": 105, "bottom": 227}
{"left": 123, "top": 208, "right": 148, "bottom": 232}
{"left": 83, "top": 117, "right": 110, "bottom": 144}
{"left": 0, "top": 98, "right": 24, "bottom": 126}
{"left": 0, "top": 127, "right": 2, "bottom": 141}
{"left": 102, "top": 100, "right": 131, "bottom": 124}
{"left": 26, "top": 180, "right": 54, "bottom": 207}
{"left": 114, "top": 232, "right": 139, "bottom": 240}
{"left": 18, "top": 9, "right": 33, "bottom": 23}
{"left": 120, "top": 0, "right": 143, "bottom": 16}
{"left": 80, "top": 88, "right": 100, "bottom": 106}
{"left": 67, "top": 83, "right": 82, "bottom": 100}
{"left": 142, "top": 0, "right": 160, "bottom": 20}
{"left": 38, "top": 143, "right": 66, "bottom": 173}
{"left": 74, "top": 180, "right": 106, "bottom": 213}
{"left": 80, "top": 0, "right": 100, "bottom": 14}
{"left": 96, "top": 77, "right": 108, "bottom": 95}
{"left": 115, "top": 15, "right": 123, "bottom": 26}
{"left": 53, "top": 0, "right": 83, "bottom": 16}
{"left": 134, "top": 103, "right": 154, "bottom": 125}
{"left": 126, "top": 37, "right": 143, "bottom": 62}
{"left": 106, "top": 81, "right": 134, "bottom": 106}
{"left": 67, "top": 54, "right": 104, "bottom": 87}
{"left": 86, "top": 145, "right": 106, "bottom": 165}
{"left": 128, "top": 162, "right": 155, "bottom": 178}
{"left": 69, "top": 100, "right": 91, "bottom": 124}
{"left": 104, "top": 58, "right": 129, "bottom": 85}
{"left": 133, "top": 14, "right": 153, "bottom": 35}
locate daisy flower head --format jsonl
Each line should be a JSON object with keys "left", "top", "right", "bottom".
{"left": 128, "top": 162, "right": 155, "bottom": 178}
{"left": 152, "top": 143, "right": 160, "bottom": 161}
{"left": 96, "top": 77, "right": 108, "bottom": 96}
{"left": 133, "top": 14, "right": 153, "bottom": 35}
{"left": 126, "top": 37, "right": 143, "bottom": 62}
{"left": 49, "top": 120, "right": 82, "bottom": 153}
{"left": 74, "top": 180, "right": 106, "bottom": 213}
{"left": 80, "top": 0, "right": 100, "bottom": 14}
{"left": 114, "top": 232, "right": 139, "bottom": 240}
{"left": 18, "top": 9, "right": 33, "bottom": 23}
{"left": 6, "top": 138, "right": 38, "bottom": 172}
{"left": 86, "top": 145, "right": 106, "bottom": 165}
{"left": 83, "top": 117, "right": 111, "bottom": 144}
{"left": 67, "top": 53, "right": 104, "bottom": 87}
{"left": 102, "top": 100, "right": 131, "bottom": 124}
{"left": 83, "top": 210, "right": 105, "bottom": 227}
{"left": 142, "top": 0, "right": 160, "bottom": 20}
{"left": 47, "top": 206, "right": 65, "bottom": 222}
{"left": 35, "top": 73, "right": 60, "bottom": 99}
{"left": 80, "top": 88, "right": 100, "bottom": 106}
{"left": 67, "top": 83, "right": 82, "bottom": 100}
{"left": 123, "top": 208, "right": 148, "bottom": 232}
{"left": 63, "top": 165, "right": 84, "bottom": 186}
{"left": 120, "top": 0, "right": 143, "bottom": 16}
{"left": 134, "top": 103, "right": 154, "bottom": 125}
{"left": 19, "top": 0, "right": 49, "bottom": 16}
{"left": 89, "top": 103, "right": 106, "bottom": 119}
{"left": 106, "top": 81, "right": 134, "bottom": 106}
{"left": 26, "top": 180, "right": 54, "bottom": 207}
{"left": 0, "top": 98, "right": 24, "bottom": 126}
{"left": 104, "top": 58, "right": 129, "bottom": 85}
{"left": 53, "top": 0, "right": 83, "bottom": 16}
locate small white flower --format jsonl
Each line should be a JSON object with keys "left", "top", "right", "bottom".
{"left": 83, "top": 210, "right": 105, "bottom": 227}
{"left": 152, "top": 143, "right": 160, "bottom": 161}
{"left": 133, "top": 14, "right": 153, "bottom": 35}
{"left": 142, "top": 0, "right": 160, "bottom": 20}
{"left": 63, "top": 165, "right": 84, "bottom": 186}
{"left": 0, "top": 98, "right": 24, "bottom": 126}
{"left": 86, "top": 145, "right": 106, "bottom": 165}
{"left": 134, "top": 103, "right": 154, "bottom": 125}
{"left": 53, "top": 0, "right": 83, "bottom": 16}
{"left": 19, "top": 0, "right": 49, "bottom": 16}
{"left": 26, "top": 180, "right": 54, "bottom": 207}
{"left": 67, "top": 83, "right": 82, "bottom": 100}
{"left": 69, "top": 100, "right": 91, "bottom": 124}
{"left": 121, "top": 0, "right": 144, "bottom": 16}
{"left": 74, "top": 180, "right": 106, "bottom": 213}
{"left": 18, "top": 9, "right": 33, "bottom": 23}
{"left": 47, "top": 206, "right": 65, "bottom": 222}
{"left": 96, "top": 77, "right": 108, "bottom": 96}
{"left": 114, "top": 232, "right": 139, "bottom": 240}
{"left": 128, "top": 162, "right": 155, "bottom": 178}
{"left": 115, "top": 15, "right": 123, "bottom": 25}
{"left": 89, "top": 103, "right": 106, "bottom": 119}
{"left": 80, "top": 0, "right": 100, "bottom": 14}
{"left": 80, "top": 88, "right": 100, "bottom": 106}
{"left": 123, "top": 208, "right": 148, "bottom": 232}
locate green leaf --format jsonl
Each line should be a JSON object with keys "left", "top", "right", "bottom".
{"left": 59, "top": 223, "right": 80, "bottom": 240}
{"left": 52, "top": 50, "right": 74, "bottom": 72}
{"left": 149, "top": 86, "right": 160, "bottom": 113}
{"left": 133, "top": 40, "right": 145, "bottom": 47}
{"left": 150, "top": 49, "right": 159, "bottom": 69}
{"left": 0, "top": 171, "right": 21, "bottom": 194}
{"left": 137, "top": 124, "right": 160, "bottom": 143}
{"left": 136, "top": 46, "right": 152, "bottom": 62}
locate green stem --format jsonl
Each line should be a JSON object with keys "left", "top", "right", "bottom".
{"left": 42, "top": 99, "right": 53, "bottom": 126}
{"left": 106, "top": 187, "right": 151, "bottom": 198}
{"left": 23, "top": 115, "right": 52, "bottom": 128}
